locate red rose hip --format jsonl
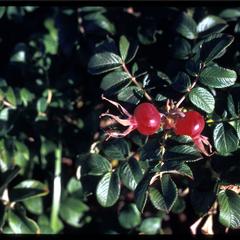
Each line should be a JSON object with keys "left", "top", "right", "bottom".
{"left": 134, "top": 103, "right": 161, "bottom": 135}
{"left": 174, "top": 111, "right": 205, "bottom": 138}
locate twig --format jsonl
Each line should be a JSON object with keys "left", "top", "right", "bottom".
{"left": 122, "top": 62, "right": 153, "bottom": 102}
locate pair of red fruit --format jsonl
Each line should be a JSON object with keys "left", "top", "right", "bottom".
{"left": 100, "top": 96, "right": 213, "bottom": 156}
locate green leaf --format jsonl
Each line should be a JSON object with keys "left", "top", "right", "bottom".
{"left": 88, "top": 52, "right": 122, "bottom": 75}
{"left": 164, "top": 145, "right": 202, "bottom": 162}
{"left": 0, "top": 201, "right": 6, "bottom": 230}
{"left": 218, "top": 190, "right": 240, "bottom": 229}
{"left": 138, "top": 217, "right": 161, "bottom": 235}
{"left": 118, "top": 203, "right": 141, "bottom": 229}
{"left": 161, "top": 174, "right": 178, "bottom": 212}
{"left": 213, "top": 123, "right": 239, "bottom": 155}
{"left": 172, "top": 72, "right": 191, "bottom": 93}
{"left": 37, "top": 97, "right": 48, "bottom": 113}
{"left": 10, "top": 43, "right": 27, "bottom": 63}
{"left": 197, "top": 15, "right": 227, "bottom": 37}
{"left": 227, "top": 94, "right": 237, "bottom": 117}
{"left": 6, "top": 87, "right": 16, "bottom": 107}
{"left": 119, "top": 35, "right": 130, "bottom": 61}
{"left": 160, "top": 161, "right": 193, "bottom": 179}
{"left": 9, "top": 180, "right": 49, "bottom": 202}
{"left": 119, "top": 157, "right": 143, "bottom": 191}
{"left": 171, "top": 196, "right": 186, "bottom": 214}
{"left": 19, "top": 88, "right": 35, "bottom": 107}
{"left": 102, "top": 139, "right": 130, "bottom": 161}
{"left": 117, "top": 86, "right": 143, "bottom": 105}
{"left": 23, "top": 197, "right": 43, "bottom": 215}
{"left": 8, "top": 207, "right": 40, "bottom": 234}
{"left": 149, "top": 187, "right": 167, "bottom": 211}
{"left": 219, "top": 9, "right": 240, "bottom": 20}
{"left": 172, "top": 38, "right": 191, "bottom": 60}
{"left": 189, "top": 87, "right": 215, "bottom": 113}
{"left": 200, "top": 35, "right": 234, "bottom": 64}
{"left": 100, "top": 70, "right": 131, "bottom": 94}
{"left": 0, "top": 166, "right": 20, "bottom": 196}
{"left": 185, "top": 59, "right": 201, "bottom": 77}
{"left": 96, "top": 171, "right": 120, "bottom": 207}
{"left": 135, "top": 173, "right": 153, "bottom": 212}
{"left": 175, "top": 12, "right": 197, "bottom": 40}
{"left": 59, "top": 197, "right": 89, "bottom": 227}
{"left": 0, "top": 7, "right": 5, "bottom": 18}
{"left": 119, "top": 35, "right": 139, "bottom": 63}
{"left": 66, "top": 177, "right": 83, "bottom": 198}
{"left": 200, "top": 66, "right": 237, "bottom": 88}
{"left": 78, "top": 153, "right": 111, "bottom": 176}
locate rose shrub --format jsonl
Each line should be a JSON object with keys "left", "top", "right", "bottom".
{"left": 0, "top": 5, "right": 240, "bottom": 235}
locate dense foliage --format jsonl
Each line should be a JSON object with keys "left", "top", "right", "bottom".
{"left": 0, "top": 6, "right": 240, "bottom": 234}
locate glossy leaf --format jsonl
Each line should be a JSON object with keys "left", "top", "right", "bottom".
{"left": 200, "top": 35, "right": 234, "bottom": 64}
{"left": 172, "top": 72, "right": 191, "bottom": 93}
{"left": 175, "top": 12, "right": 197, "bottom": 39}
{"left": 96, "top": 171, "right": 120, "bottom": 207}
{"left": 189, "top": 87, "right": 215, "bottom": 113}
{"left": 200, "top": 66, "right": 237, "bottom": 88}
{"left": 119, "top": 157, "right": 143, "bottom": 191}
{"left": 161, "top": 174, "right": 178, "bottom": 212}
{"left": 88, "top": 52, "right": 122, "bottom": 75}
{"left": 149, "top": 187, "right": 167, "bottom": 211}
{"left": 213, "top": 123, "right": 239, "bottom": 155}
{"left": 218, "top": 190, "right": 240, "bottom": 229}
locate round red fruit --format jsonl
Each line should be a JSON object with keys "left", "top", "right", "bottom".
{"left": 133, "top": 103, "right": 161, "bottom": 135}
{"left": 174, "top": 111, "right": 205, "bottom": 138}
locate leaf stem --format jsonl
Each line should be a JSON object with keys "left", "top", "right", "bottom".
{"left": 207, "top": 115, "right": 240, "bottom": 124}
{"left": 122, "top": 62, "right": 152, "bottom": 102}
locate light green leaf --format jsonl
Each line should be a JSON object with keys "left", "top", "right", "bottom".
{"left": 138, "top": 217, "right": 161, "bottom": 235}
{"left": 189, "top": 87, "right": 215, "bottom": 113}
{"left": 118, "top": 203, "right": 141, "bottom": 229}
{"left": 96, "top": 171, "right": 120, "bottom": 207}
{"left": 200, "top": 66, "right": 237, "bottom": 88}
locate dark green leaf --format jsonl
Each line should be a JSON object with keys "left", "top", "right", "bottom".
{"left": 197, "top": 15, "right": 227, "bottom": 37}
{"left": 135, "top": 173, "right": 153, "bottom": 212}
{"left": 100, "top": 70, "right": 131, "bottom": 94}
{"left": 171, "top": 196, "right": 186, "bottom": 214}
{"left": 200, "top": 35, "right": 234, "bottom": 64}
{"left": 164, "top": 145, "right": 202, "bottom": 162}
{"left": 172, "top": 38, "right": 191, "bottom": 60}
{"left": 0, "top": 7, "right": 5, "bottom": 18}
{"left": 118, "top": 203, "right": 141, "bottom": 229}
{"left": 172, "top": 72, "right": 191, "bottom": 93}
{"left": 160, "top": 161, "right": 193, "bottom": 179}
{"left": 9, "top": 180, "right": 49, "bottom": 202}
{"left": 227, "top": 94, "right": 237, "bottom": 117}
{"left": 161, "top": 174, "right": 178, "bottom": 212}
{"left": 78, "top": 153, "right": 111, "bottom": 176}
{"left": 149, "top": 187, "right": 167, "bottom": 211}
{"left": 200, "top": 66, "right": 237, "bottom": 88}
{"left": 175, "top": 12, "right": 197, "bottom": 40}
{"left": 185, "top": 59, "right": 201, "bottom": 77}
{"left": 88, "top": 52, "right": 122, "bottom": 75}
{"left": 102, "top": 139, "right": 130, "bottom": 161}
{"left": 96, "top": 171, "right": 120, "bottom": 207}
{"left": 6, "top": 87, "right": 16, "bottom": 107}
{"left": 119, "top": 157, "right": 143, "bottom": 191}
{"left": 213, "top": 123, "right": 239, "bottom": 155}
{"left": 117, "top": 86, "right": 143, "bottom": 105}
{"left": 218, "top": 190, "right": 240, "bottom": 229}
{"left": 189, "top": 87, "right": 215, "bottom": 113}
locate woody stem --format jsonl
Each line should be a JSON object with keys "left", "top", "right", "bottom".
{"left": 122, "top": 62, "right": 152, "bottom": 102}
